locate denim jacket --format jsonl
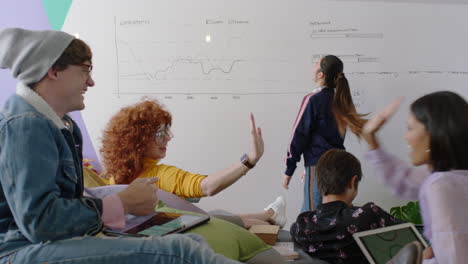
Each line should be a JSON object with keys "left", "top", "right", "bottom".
{"left": 0, "top": 83, "right": 103, "bottom": 258}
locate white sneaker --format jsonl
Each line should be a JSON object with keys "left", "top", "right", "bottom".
{"left": 264, "top": 196, "right": 287, "bottom": 228}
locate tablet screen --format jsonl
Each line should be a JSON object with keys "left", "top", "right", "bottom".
{"left": 359, "top": 226, "right": 422, "bottom": 264}
{"left": 124, "top": 212, "right": 208, "bottom": 236}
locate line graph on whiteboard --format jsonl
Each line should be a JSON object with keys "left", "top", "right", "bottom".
{"left": 117, "top": 40, "right": 246, "bottom": 82}
{"left": 113, "top": 17, "right": 308, "bottom": 96}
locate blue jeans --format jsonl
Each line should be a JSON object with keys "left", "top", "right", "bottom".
{"left": 0, "top": 234, "right": 241, "bottom": 264}
{"left": 301, "top": 166, "right": 322, "bottom": 213}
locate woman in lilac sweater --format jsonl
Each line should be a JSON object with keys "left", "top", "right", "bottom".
{"left": 362, "top": 91, "right": 468, "bottom": 264}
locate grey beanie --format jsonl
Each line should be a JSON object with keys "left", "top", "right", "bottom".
{"left": 0, "top": 28, "right": 75, "bottom": 85}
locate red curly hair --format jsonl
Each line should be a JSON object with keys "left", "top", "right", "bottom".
{"left": 100, "top": 99, "right": 172, "bottom": 184}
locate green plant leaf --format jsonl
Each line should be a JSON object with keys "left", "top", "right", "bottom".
{"left": 390, "top": 201, "right": 422, "bottom": 225}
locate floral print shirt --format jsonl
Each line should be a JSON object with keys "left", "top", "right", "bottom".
{"left": 291, "top": 201, "right": 402, "bottom": 264}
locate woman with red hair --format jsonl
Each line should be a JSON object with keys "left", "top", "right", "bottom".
{"left": 100, "top": 99, "right": 288, "bottom": 228}
{"left": 101, "top": 99, "right": 264, "bottom": 199}
{"left": 101, "top": 99, "right": 264, "bottom": 198}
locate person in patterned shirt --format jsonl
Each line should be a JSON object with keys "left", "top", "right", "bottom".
{"left": 290, "top": 149, "right": 402, "bottom": 264}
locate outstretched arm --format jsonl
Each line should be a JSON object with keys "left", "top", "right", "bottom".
{"left": 201, "top": 113, "right": 264, "bottom": 196}
{"left": 361, "top": 97, "right": 403, "bottom": 150}
{"left": 363, "top": 98, "right": 428, "bottom": 199}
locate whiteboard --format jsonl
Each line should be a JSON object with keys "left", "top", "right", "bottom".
{"left": 63, "top": 0, "right": 468, "bottom": 228}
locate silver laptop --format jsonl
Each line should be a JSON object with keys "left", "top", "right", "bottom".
{"left": 353, "top": 223, "right": 428, "bottom": 264}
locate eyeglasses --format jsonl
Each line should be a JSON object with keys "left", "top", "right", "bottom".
{"left": 77, "top": 63, "right": 93, "bottom": 77}
{"left": 155, "top": 127, "right": 173, "bottom": 142}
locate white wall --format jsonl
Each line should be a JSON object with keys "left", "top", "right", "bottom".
{"left": 63, "top": 0, "right": 468, "bottom": 229}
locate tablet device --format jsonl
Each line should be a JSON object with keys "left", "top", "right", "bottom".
{"left": 104, "top": 212, "right": 210, "bottom": 237}
{"left": 352, "top": 223, "right": 428, "bottom": 264}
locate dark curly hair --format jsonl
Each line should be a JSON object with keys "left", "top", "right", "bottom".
{"left": 100, "top": 99, "right": 172, "bottom": 184}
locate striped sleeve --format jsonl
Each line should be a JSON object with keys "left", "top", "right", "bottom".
{"left": 285, "top": 92, "right": 319, "bottom": 176}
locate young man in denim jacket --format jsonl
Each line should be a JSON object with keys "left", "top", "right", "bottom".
{"left": 0, "top": 28, "right": 240, "bottom": 264}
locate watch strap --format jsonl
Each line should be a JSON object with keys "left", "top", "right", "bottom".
{"left": 240, "top": 154, "right": 255, "bottom": 169}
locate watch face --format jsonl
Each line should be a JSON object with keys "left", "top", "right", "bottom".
{"left": 240, "top": 154, "right": 254, "bottom": 168}
{"left": 241, "top": 154, "right": 248, "bottom": 163}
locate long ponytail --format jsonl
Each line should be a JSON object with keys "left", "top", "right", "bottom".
{"left": 320, "top": 55, "right": 367, "bottom": 137}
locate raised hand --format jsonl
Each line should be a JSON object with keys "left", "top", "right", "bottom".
{"left": 247, "top": 113, "right": 264, "bottom": 165}
{"left": 362, "top": 97, "right": 403, "bottom": 150}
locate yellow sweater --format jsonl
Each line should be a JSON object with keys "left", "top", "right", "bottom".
{"left": 111, "top": 158, "right": 206, "bottom": 198}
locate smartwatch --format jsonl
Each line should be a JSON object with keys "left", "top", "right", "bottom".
{"left": 240, "top": 154, "right": 255, "bottom": 169}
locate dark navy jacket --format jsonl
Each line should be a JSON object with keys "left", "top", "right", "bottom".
{"left": 285, "top": 87, "right": 345, "bottom": 176}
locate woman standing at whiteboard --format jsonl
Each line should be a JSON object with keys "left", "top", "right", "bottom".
{"left": 282, "top": 55, "right": 367, "bottom": 212}
{"left": 362, "top": 92, "right": 468, "bottom": 263}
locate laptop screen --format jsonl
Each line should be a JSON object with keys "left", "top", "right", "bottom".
{"left": 358, "top": 226, "right": 422, "bottom": 264}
